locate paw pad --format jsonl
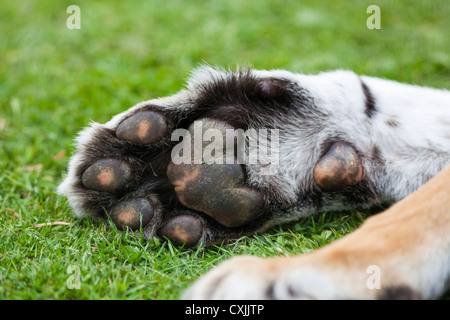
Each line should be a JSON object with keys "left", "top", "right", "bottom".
{"left": 313, "top": 142, "right": 363, "bottom": 192}
{"left": 167, "top": 118, "right": 264, "bottom": 228}
{"left": 158, "top": 215, "right": 203, "bottom": 248}
{"left": 109, "top": 198, "right": 154, "bottom": 231}
{"left": 82, "top": 159, "right": 131, "bottom": 192}
{"left": 116, "top": 111, "right": 167, "bottom": 145}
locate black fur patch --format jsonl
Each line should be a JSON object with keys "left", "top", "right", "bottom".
{"left": 360, "top": 79, "right": 376, "bottom": 118}
{"left": 265, "top": 282, "right": 276, "bottom": 299}
{"left": 172, "top": 68, "right": 329, "bottom": 213}
{"left": 187, "top": 68, "right": 319, "bottom": 129}
{"left": 378, "top": 285, "right": 422, "bottom": 300}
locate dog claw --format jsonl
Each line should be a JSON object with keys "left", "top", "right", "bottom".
{"left": 166, "top": 118, "right": 264, "bottom": 228}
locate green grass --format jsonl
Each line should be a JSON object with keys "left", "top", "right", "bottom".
{"left": 1, "top": 0, "right": 449, "bottom": 299}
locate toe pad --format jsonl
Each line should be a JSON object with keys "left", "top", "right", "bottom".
{"left": 109, "top": 198, "right": 154, "bottom": 231}
{"left": 158, "top": 215, "right": 203, "bottom": 248}
{"left": 116, "top": 111, "right": 167, "bottom": 145}
{"left": 313, "top": 142, "right": 363, "bottom": 192}
{"left": 82, "top": 159, "right": 131, "bottom": 192}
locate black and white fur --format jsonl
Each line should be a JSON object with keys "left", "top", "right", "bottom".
{"left": 58, "top": 66, "right": 450, "bottom": 246}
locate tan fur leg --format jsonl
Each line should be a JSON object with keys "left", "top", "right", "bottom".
{"left": 185, "top": 165, "right": 450, "bottom": 299}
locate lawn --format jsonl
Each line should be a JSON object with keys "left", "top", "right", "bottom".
{"left": 1, "top": 0, "right": 449, "bottom": 299}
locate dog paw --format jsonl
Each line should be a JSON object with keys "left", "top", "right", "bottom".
{"left": 59, "top": 67, "right": 374, "bottom": 248}
{"left": 58, "top": 100, "right": 268, "bottom": 247}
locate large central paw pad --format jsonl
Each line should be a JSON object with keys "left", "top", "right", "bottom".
{"left": 167, "top": 119, "right": 264, "bottom": 228}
